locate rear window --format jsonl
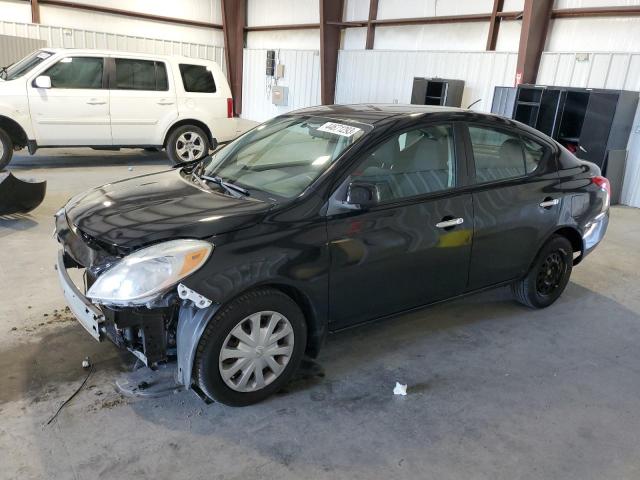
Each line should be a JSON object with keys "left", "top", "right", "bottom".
{"left": 179, "top": 64, "right": 216, "bottom": 93}
{"left": 114, "top": 58, "right": 168, "bottom": 91}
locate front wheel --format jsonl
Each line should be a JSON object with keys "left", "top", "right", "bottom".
{"left": 166, "top": 125, "right": 210, "bottom": 164}
{"left": 194, "top": 288, "right": 307, "bottom": 406}
{"left": 512, "top": 235, "right": 573, "bottom": 309}
{"left": 0, "top": 127, "right": 14, "bottom": 170}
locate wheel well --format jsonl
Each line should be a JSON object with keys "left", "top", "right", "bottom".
{"left": 263, "top": 283, "right": 324, "bottom": 358}
{"left": 553, "top": 227, "right": 584, "bottom": 264}
{"left": 0, "top": 116, "right": 28, "bottom": 148}
{"left": 164, "top": 119, "right": 214, "bottom": 148}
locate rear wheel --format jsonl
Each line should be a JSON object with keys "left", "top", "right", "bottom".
{"left": 166, "top": 125, "right": 210, "bottom": 164}
{"left": 194, "top": 288, "right": 307, "bottom": 406}
{"left": 512, "top": 235, "right": 573, "bottom": 308}
{"left": 0, "top": 127, "right": 13, "bottom": 170}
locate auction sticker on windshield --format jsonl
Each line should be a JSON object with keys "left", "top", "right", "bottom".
{"left": 317, "top": 122, "right": 362, "bottom": 137}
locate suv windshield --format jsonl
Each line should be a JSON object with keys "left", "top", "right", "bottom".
{"left": 1, "top": 50, "right": 53, "bottom": 81}
{"left": 203, "top": 116, "right": 371, "bottom": 200}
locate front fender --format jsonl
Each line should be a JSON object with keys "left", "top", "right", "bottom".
{"left": 0, "top": 102, "right": 35, "bottom": 139}
{"left": 176, "top": 302, "right": 220, "bottom": 388}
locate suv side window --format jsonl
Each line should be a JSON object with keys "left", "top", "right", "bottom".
{"left": 179, "top": 64, "right": 216, "bottom": 93}
{"left": 114, "top": 58, "right": 169, "bottom": 91}
{"left": 43, "top": 57, "right": 104, "bottom": 89}
{"left": 346, "top": 124, "right": 456, "bottom": 203}
{"left": 469, "top": 126, "right": 546, "bottom": 183}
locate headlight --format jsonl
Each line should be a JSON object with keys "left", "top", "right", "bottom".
{"left": 87, "top": 239, "right": 213, "bottom": 306}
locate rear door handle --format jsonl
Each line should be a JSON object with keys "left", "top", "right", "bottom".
{"left": 86, "top": 100, "right": 106, "bottom": 105}
{"left": 157, "top": 100, "right": 175, "bottom": 105}
{"left": 539, "top": 198, "right": 560, "bottom": 208}
{"left": 436, "top": 217, "right": 464, "bottom": 229}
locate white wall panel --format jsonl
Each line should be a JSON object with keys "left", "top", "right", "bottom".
{"left": 242, "top": 49, "right": 320, "bottom": 122}
{"left": 246, "top": 30, "right": 320, "bottom": 50}
{"left": 247, "top": 0, "right": 319, "bottom": 26}
{"left": 494, "top": 19, "right": 522, "bottom": 52}
{"left": 503, "top": 0, "right": 525, "bottom": 10}
{"left": 546, "top": 18, "right": 640, "bottom": 52}
{"left": 554, "top": 0, "right": 640, "bottom": 7}
{"left": 621, "top": 106, "right": 640, "bottom": 208}
{"left": 377, "top": 0, "right": 494, "bottom": 19}
{"left": 342, "top": 27, "right": 367, "bottom": 50}
{"left": 0, "top": 20, "right": 226, "bottom": 73}
{"left": 344, "top": 0, "right": 370, "bottom": 21}
{"left": 374, "top": 23, "right": 490, "bottom": 50}
{"left": 335, "top": 49, "right": 518, "bottom": 112}
{"left": 0, "top": 0, "right": 31, "bottom": 23}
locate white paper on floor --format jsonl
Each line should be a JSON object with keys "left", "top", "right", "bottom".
{"left": 393, "top": 382, "right": 407, "bottom": 396}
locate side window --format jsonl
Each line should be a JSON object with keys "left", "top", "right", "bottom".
{"left": 469, "top": 126, "right": 531, "bottom": 183}
{"left": 179, "top": 64, "right": 216, "bottom": 93}
{"left": 114, "top": 59, "right": 169, "bottom": 91}
{"left": 348, "top": 124, "right": 456, "bottom": 203}
{"left": 522, "top": 136, "right": 546, "bottom": 173}
{"left": 44, "top": 57, "right": 103, "bottom": 89}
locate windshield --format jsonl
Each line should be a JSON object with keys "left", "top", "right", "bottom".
{"left": 1, "top": 50, "right": 53, "bottom": 81}
{"left": 202, "top": 116, "right": 370, "bottom": 200}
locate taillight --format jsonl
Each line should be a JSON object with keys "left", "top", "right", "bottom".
{"left": 592, "top": 175, "right": 610, "bottom": 210}
{"left": 227, "top": 98, "right": 233, "bottom": 118}
{"left": 592, "top": 176, "right": 610, "bottom": 195}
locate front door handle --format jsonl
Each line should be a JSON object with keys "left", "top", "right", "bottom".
{"left": 539, "top": 198, "right": 560, "bottom": 209}
{"left": 86, "top": 100, "right": 106, "bottom": 105}
{"left": 436, "top": 217, "right": 464, "bottom": 229}
{"left": 157, "top": 100, "right": 175, "bottom": 105}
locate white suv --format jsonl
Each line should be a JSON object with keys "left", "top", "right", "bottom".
{"left": 0, "top": 48, "right": 255, "bottom": 168}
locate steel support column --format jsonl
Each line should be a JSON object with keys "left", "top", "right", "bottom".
{"left": 515, "top": 0, "right": 553, "bottom": 85}
{"left": 221, "top": 0, "right": 246, "bottom": 116}
{"left": 320, "top": 0, "right": 343, "bottom": 105}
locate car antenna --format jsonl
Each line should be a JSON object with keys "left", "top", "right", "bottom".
{"left": 467, "top": 99, "right": 482, "bottom": 110}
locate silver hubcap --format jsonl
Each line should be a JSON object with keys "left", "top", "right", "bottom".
{"left": 176, "top": 131, "right": 205, "bottom": 161}
{"left": 219, "top": 311, "right": 295, "bottom": 393}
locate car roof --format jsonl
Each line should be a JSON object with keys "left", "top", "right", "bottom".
{"left": 41, "top": 47, "right": 214, "bottom": 64}
{"left": 288, "top": 103, "right": 465, "bottom": 125}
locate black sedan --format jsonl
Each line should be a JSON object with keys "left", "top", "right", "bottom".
{"left": 55, "top": 105, "right": 610, "bottom": 406}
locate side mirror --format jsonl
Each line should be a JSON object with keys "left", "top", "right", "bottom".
{"left": 346, "top": 181, "right": 380, "bottom": 209}
{"left": 34, "top": 75, "right": 51, "bottom": 89}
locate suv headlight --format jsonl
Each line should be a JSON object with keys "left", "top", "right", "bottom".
{"left": 87, "top": 239, "right": 213, "bottom": 306}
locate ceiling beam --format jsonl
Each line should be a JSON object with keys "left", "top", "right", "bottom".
{"left": 244, "top": 23, "right": 320, "bottom": 32}
{"left": 516, "top": 0, "right": 553, "bottom": 85}
{"left": 365, "top": 0, "right": 379, "bottom": 50}
{"left": 221, "top": 0, "right": 245, "bottom": 116}
{"left": 319, "top": 0, "right": 343, "bottom": 105}
{"left": 486, "top": 0, "right": 504, "bottom": 51}
{"left": 30, "top": 0, "right": 40, "bottom": 23}
{"left": 31, "top": 0, "right": 223, "bottom": 29}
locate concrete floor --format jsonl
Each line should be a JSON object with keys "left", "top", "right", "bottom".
{"left": 1, "top": 149, "right": 640, "bottom": 480}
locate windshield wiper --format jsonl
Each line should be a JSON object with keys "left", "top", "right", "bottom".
{"left": 201, "top": 175, "right": 250, "bottom": 197}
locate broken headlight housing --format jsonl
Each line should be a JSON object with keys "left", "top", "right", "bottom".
{"left": 87, "top": 239, "right": 213, "bottom": 306}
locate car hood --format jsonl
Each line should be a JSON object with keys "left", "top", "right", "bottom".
{"left": 65, "top": 169, "right": 273, "bottom": 250}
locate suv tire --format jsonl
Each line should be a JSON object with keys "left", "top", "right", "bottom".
{"left": 166, "top": 125, "right": 210, "bottom": 164}
{"left": 0, "top": 127, "right": 14, "bottom": 170}
{"left": 194, "top": 288, "right": 307, "bottom": 406}
{"left": 512, "top": 234, "right": 573, "bottom": 309}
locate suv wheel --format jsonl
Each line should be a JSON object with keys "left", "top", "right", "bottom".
{"left": 0, "top": 127, "right": 14, "bottom": 170}
{"left": 512, "top": 234, "right": 573, "bottom": 309}
{"left": 166, "top": 125, "right": 210, "bottom": 164}
{"left": 194, "top": 288, "right": 307, "bottom": 406}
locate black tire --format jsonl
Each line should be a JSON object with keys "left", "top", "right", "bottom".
{"left": 194, "top": 288, "right": 307, "bottom": 406}
{"left": 512, "top": 234, "right": 573, "bottom": 309}
{"left": 165, "top": 125, "right": 210, "bottom": 164}
{"left": 0, "top": 127, "right": 13, "bottom": 170}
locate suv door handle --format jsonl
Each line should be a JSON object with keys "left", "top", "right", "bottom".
{"left": 157, "top": 100, "right": 175, "bottom": 105}
{"left": 86, "top": 100, "right": 106, "bottom": 105}
{"left": 539, "top": 198, "right": 560, "bottom": 209}
{"left": 436, "top": 217, "right": 464, "bottom": 229}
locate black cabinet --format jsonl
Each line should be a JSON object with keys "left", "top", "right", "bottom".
{"left": 411, "top": 78, "right": 465, "bottom": 107}
{"left": 491, "top": 84, "right": 638, "bottom": 204}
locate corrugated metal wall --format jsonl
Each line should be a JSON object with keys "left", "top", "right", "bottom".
{"left": 335, "top": 50, "right": 518, "bottom": 112}
{"left": 0, "top": 20, "right": 226, "bottom": 73}
{"left": 0, "top": 34, "right": 46, "bottom": 66}
{"left": 537, "top": 51, "right": 640, "bottom": 207}
{"left": 242, "top": 49, "right": 320, "bottom": 122}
